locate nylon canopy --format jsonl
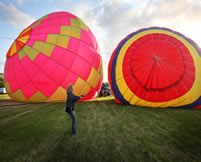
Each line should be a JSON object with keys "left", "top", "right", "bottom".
{"left": 4, "top": 11, "right": 103, "bottom": 102}
{"left": 108, "top": 27, "right": 201, "bottom": 108}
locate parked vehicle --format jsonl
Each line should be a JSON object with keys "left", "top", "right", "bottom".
{"left": 0, "top": 88, "right": 6, "bottom": 94}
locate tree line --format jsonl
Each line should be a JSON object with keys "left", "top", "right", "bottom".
{"left": 0, "top": 74, "right": 4, "bottom": 88}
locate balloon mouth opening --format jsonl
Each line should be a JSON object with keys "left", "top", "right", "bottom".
{"left": 6, "top": 27, "right": 32, "bottom": 58}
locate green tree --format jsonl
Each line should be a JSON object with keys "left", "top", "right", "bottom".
{"left": 0, "top": 75, "right": 4, "bottom": 88}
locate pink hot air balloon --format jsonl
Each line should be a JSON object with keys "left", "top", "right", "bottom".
{"left": 4, "top": 11, "right": 103, "bottom": 102}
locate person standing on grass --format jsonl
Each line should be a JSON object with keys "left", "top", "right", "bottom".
{"left": 65, "top": 84, "right": 85, "bottom": 135}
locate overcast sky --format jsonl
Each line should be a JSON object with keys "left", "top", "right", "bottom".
{"left": 0, "top": 0, "right": 201, "bottom": 81}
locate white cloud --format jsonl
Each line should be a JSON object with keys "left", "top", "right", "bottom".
{"left": 51, "top": 0, "right": 201, "bottom": 81}
{"left": 0, "top": 2, "right": 35, "bottom": 27}
{"left": 0, "top": 0, "right": 200, "bottom": 79}
{"left": 0, "top": 60, "right": 5, "bottom": 74}
{"left": 54, "top": 0, "right": 201, "bottom": 81}
{"left": 16, "top": 0, "right": 24, "bottom": 6}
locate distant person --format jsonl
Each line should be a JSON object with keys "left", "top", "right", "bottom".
{"left": 65, "top": 84, "right": 85, "bottom": 135}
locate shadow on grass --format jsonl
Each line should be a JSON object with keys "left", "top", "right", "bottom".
{"left": 47, "top": 97, "right": 201, "bottom": 161}
{"left": 1, "top": 95, "right": 201, "bottom": 161}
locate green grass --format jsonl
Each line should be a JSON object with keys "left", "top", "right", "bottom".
{"left": 0, "top": 94, "right": 9, "bottom": 100}
{"left": 0, "top": 96, "right": 201, "bottom": 161}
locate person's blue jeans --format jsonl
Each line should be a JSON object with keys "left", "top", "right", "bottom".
{"left": 67, "top": 111, "right": 76, "bottom": 134}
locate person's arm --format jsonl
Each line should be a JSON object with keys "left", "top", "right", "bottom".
{"left": 80, "top": 94, "right": 86, "bottom": 98}
{"left": 71, "top": 93, "right": 82, "bottom": 102}
{"left": 72, "top": 93, "right": 87, "bottom": 102}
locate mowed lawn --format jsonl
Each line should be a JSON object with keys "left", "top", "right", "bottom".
{"left": 0, "top": 96, "right": 201, "bottom": 162}
{"left": 0, "top": 94, "right": 10, "bottom": 100}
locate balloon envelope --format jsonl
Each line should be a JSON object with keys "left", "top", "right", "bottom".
{"left": 4, "top": 11, "right": 103, "bottom": 102}
{"left": 108, "top": 27, "right": 201, "bottom": 108}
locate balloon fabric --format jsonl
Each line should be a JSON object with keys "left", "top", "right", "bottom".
{"left": 4, "top": 12, "right": 103, "bottom": 102}
{"left": 108, "top": 27, "right": 201, "bottom": 108}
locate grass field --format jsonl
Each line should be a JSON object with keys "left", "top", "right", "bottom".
{"left": 0, "top": 94, "right": 9, "bottom": 99}
{"left": 0, "top": 96, "right": 201, "bottom": 161}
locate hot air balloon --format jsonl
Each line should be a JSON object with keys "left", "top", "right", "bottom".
{"left": 108, "top": 27, "right": 201, "bottom": 108}
{"left": 4, "top": 11, "right": 103, "bottom": 102}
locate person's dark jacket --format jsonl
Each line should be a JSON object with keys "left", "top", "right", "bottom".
{"left": 65, "top": 92, "right": 81, "bottom": 113}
